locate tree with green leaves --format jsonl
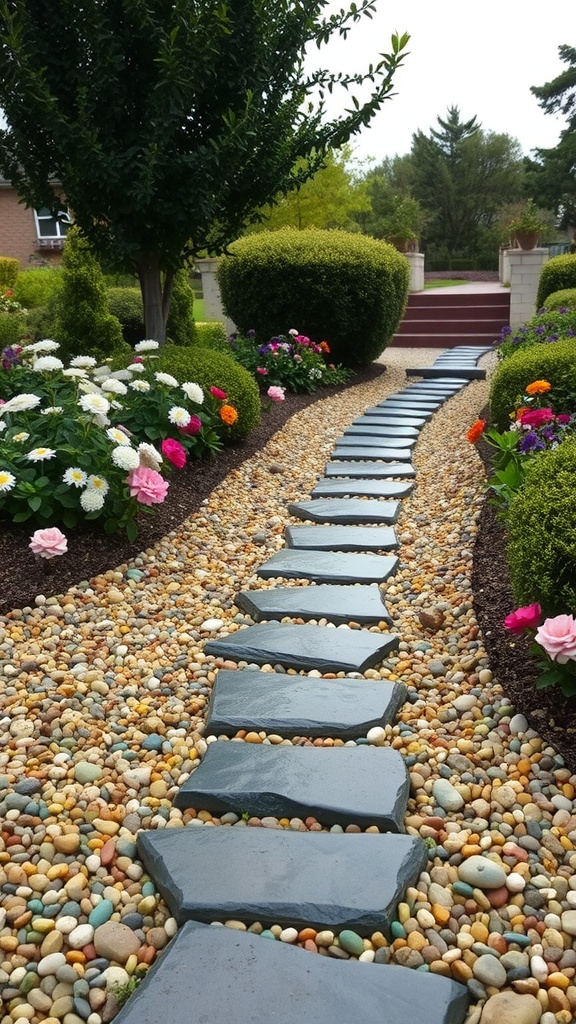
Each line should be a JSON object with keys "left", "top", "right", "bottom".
{"left": 0, "top": 1, "right": 409, "bottom": 343}
{"left": 527, "top": 45, "right": 576, "bottom": 230}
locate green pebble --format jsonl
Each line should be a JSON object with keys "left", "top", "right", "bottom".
{"left": 20, "top": 972, "right": 40, "bottom": 994}
{"left": 259, "top": 930, "right": 277, "bottom": 940}
{"left": 88, "top": 900, "right": 114, "bottom": 927}
{"left": 390, "top": 921, "right": 406, "bottom": 939}
{"left": 74, "top": 762, "right": 103, "bottom": 784}
{"left": 453, "top": 881, "right": 474, "bottom": 898}
{"left": 141, "top": 881, "right": 156, "bottom": 897}
{"left": 338, "top": 930, "right": 365, "bottom": 956}
{"left": 26, "top": 930, "right": 44, "bottom": 943}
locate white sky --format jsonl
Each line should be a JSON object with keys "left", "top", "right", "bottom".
{"left": 316, "top": 0, "right": 571, "bottom": 165}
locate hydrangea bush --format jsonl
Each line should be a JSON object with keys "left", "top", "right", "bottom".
{"left": 227, "top": 329, "right": 351, "bottom": 393}
{"left": 0, "top": 340, "right": 239, "bottom": 540}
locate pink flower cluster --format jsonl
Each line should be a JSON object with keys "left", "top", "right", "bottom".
{"left": 519, "top": 408, "right": 554, "bottom": 428}
{"left": 267, "top": 386, "right": 285, "bottom": 402}
{"left": 504, "top": 603, "right": 576, "bottom": 664}
{"left": 127, "top": 466, "right": 169, "bottom": 505}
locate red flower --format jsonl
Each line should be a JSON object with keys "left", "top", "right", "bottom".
{"left": 466, "top": 419, "right": 487, "bottom": 443}
{"left": 179, "top": 414, "right": 202, "bottom": 436}
{"left": 161, "top": 438, "right": 187, "bottom": 468}
{"left": 210, "top": 386, "right": 227, "bottom": 400}
{"left": 504, "top": 603, "right": 541, "bottom": 635}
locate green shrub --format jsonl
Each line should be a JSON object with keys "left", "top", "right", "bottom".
{"left": 13, "top": 268, "right": 62, "bottom": 308}
{"left": 166, "top": 269, "right": 196, "bottom": 346}
{"left": 23, "top": 305, "right": 59, "bottom": 342}
{"left": 507, "top": 437, "right": 576, "bottom": 614}
{"left": 544, "top": 288, "right": 576, "bottom": 311}
{"left": 217, "top": 228, "right": 409, "bottom": 367}
{"left": 154, "top": 345, "right": 260, "bottom": 441}
{"left": 54, "top": 227, "right": 129, "bottom": 360}
{"left": 194, "top": 321, "right": 229, "bottom": 351}
{"left": 536, "top": 253, "right": 576, "bottom": 309}
{"left": 495, "top": 307, "right": 576, "bottom": 360}
{"left": 0, "top": 257, "right": 19, "bottom": 290}
{"left": 0, "top": 311, "right": 28, "bottom": 347}
{"left": 106, "top": 287, "right": 144, "bottom": 345}
{"left": 490, "top": 338, "right": 576, "bottom": 429}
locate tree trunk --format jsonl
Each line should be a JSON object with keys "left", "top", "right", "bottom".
{"left": 135, "top": 255, "right": 175, "bottom": 345}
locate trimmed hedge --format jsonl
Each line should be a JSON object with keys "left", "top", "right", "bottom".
{"left": 536, "top": 253, "right": 576, "bottom": 309}
{"left": 0, "top": 257, "right": 19, "bottom": 291}
{"left": 13, "top": 268, "right": 62, "bottom": 309}
{"left": 217, "top": 228, "right": 410, "bottom": 367}
{"left": 154, "top": 344, "right": 260, "bottom": 442}
{"left": 490, "top": 337, "right": 576, "bottom": 429}
{"left": 106, "top": 287, "right": 144, "bottom": 345}
{"left": 507, "top": 437, "right": 576, "bottom": 615}
{"left": 544, "top": 288, "right": 576, "bottom": 310}
{"left": 195, "top": 321, "right": 229, "bottom": 351}
{"left": 0, "top": 311, "right": 27, "bottom": 346}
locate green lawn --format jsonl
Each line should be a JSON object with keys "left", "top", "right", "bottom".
{"left": 424, "top": 279, "right": 469, "bottom": 289}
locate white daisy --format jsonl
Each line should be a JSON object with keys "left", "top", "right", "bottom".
{"left": 129, "top": 379, "right": 151, "bottom": 392}
{"left": 111, "top": 446, "right": 140, "bottom": 470}
{"left": 70, "top": 355, "right": 97, "bottom": 368}
{"left": 134, "top": 340, "right": 160, "bottom": 352}
{"left": 0, "top": 470, "right": 16, "bottom": 493}
{"left": 168, "top": 406, "right": 191, "bottom": 427}
{"left": 78, "top": 393, "right": 111, "bottom": 416}
{"left": 63, "top": 467, "right": 88, "bottom": 488}
{"left": 0, "top": 393, "right": 42, "bottom": 415}
{"left": 23, "top": 339, "right": 60, "bottom": 354}
{"left": 12, "top": 432, "right": 30, "bottom": 443}
{"left": 62, "top": 367, "right": 88, "bottom": 379}
{"left": 137, "top": 442, "right": 163, "bottom": 471}
{"left": 127, "top": 362, "right": 146, "bottom": 373}
{"left": 101, "top": 378, "right": 128, "bottom": 395}
{"left": 106, "top": 427, "right": 132, "bottom": 446}
{"left": 181, "top": 381, "right": 204, "bottom": 404}
{"left": 80, "top": 489, "right": 105, "bottom": 511}
{"left": 155, "top": 371, "right": 178, "bottom": 388}
{"left": 86, "top": 474, "right": 109, "bottom": 495}
{"left": 26, "top": 447, "right": 57, "bottom": 462}
{"left": 33, "top": 356, "right": 64, "bottom": 372}
{"left": 41, "top": 406, "right": 64, "bottom": 415}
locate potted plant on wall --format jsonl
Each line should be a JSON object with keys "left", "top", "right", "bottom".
{"left": 507, "top": 200, "right": 548, "bottom": 251}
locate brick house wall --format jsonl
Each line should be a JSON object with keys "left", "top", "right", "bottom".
{"left": 0, "top": 180, "right": 66, "bottom": 268}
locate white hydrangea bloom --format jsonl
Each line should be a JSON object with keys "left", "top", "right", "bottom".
{"left": 32, "top": 356, "right": 64, "bottom": 372}
{"left": 80, "top": 489, "right": 105, "bottom": 511}
{"left": 78, "top": 393, "right": 111, "bottom": 415}
{"left": 23, "top": 339, "right": 60, "bottom": 353}
{"left": 134, "top": 340, "right": 160, "bottom": 352}
{"left": 111, "top": 446, "right": 140, "bottom": 470}
{"left": 101, "top": 378, "right": 128, "bottom": 395}
{"left": 70, "top": 355, "right": 98, "bottom": 368}
{"left": 127, "top": 362, "right": 146, "bottom": 373}
{"left": 155, "top": 372, "right": 178, "bottom": 388}
{"left": 0, "top": 394, "right": 42, "bottom": 415}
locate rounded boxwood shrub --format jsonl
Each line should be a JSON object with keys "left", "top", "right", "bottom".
{"left": 13, "top": 268, "right": 62, "bottom": 308}
{"left": 496, "top": 307, "right": 576, "bottom": 360}
{"left": 154, "top": 344, "right": 260, "bottom": 442}
{"left": 536, "top": 253, "right": 576, "bottom": 309}
{"left": 507, "top": 436, "right": 576, "bottom": 614}
{"left": 106, "top": 287, "right": 144, "bottom": 345}
{"left": 217, "top": 228, "right": 409, "bottom": 367}
{"left": 490, "top": 337, "right": 576, "bottom": 429}
{"left": 194, "top": 321, "right": 229, "bottom": 351}
{"left": 544, "top": 288, "right": 576, "bottom": 310}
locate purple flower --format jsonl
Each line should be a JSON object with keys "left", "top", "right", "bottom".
{"left": 246, "top": 329, "right": 256, "bottom": 338}
{"left": 500, "top": 325, "right": 512, "bottom": 336}
{"left": 535, "top": 326, "right": 545, "bottom": 335}
{"left": 520, "top": 431, "right": 545, "bottom": 454}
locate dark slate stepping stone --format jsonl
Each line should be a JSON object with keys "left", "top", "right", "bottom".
{"left": 344, "top": 422, "right": 420, "bottom": 438}
{"left": 359, "top": 411, "right": 427, "bottom": 427}
{"left": 324, "top": 461, "right": 415, "bottom": 478}
{"left": 334, "top": 434, "right": 416, "bottom": 448}
{"left": 174, "top": 742, "right": 409, "bottom": 830}
{"left": 312, "top": 478, "right": 413, "bottom": 498}
{"left": 381, "top": 395, "right": 442, "bottom": 407}
{"left": 205, "top": 668, "right": 404, "bottom": 735}
{"left": 331, "top": 447, "right": 413, "bottom": 462}
{"left": 235, "top": 584, "right": 392, "bottom": 624}
{"left": 374, "top": 404, "right": 434, "bottom": 420}
{"left": 288, "top": 498, "right": 401, "bottom": 523}
{"left": 204, "top": 621, "right": 398, "bottom": 672}
{"left": 257, "top": 549, "right": 399, "bottom": 584}
{"left": 137, "top": 829, "right": 425, "bottom": 933}
{"left": 285, "top": 524, "right": 398, "bottom": 551}
{"left": 406, "top": 367, "right": 485, "bottom": 379}
{"left": 112, "top": 920, "right": 470, "bottom": 1024}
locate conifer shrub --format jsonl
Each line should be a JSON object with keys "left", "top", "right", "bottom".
{"left": 536, "top": 253, "right": 576, "bottom": 309}
{"left": 490, "top": 338, "right": 576, "bottom": 429}
{"left": 154, "top": 345, "right": 260, "bottom": 441}
{"left": 544, "top": 288, "right": 576, "bottom": 310}
{"left": 0, "top": 257, "right": 19, "bottom": 290}
{"left": 507, "top": 437, "right": 576, "bottom": 614}
{"left": 106, "top": 287, "right": 144, "bottom": 345}
{"left": 166, "top": 269, "right": 196, "bottom": 346}
{"left": 217, "top": 228, "right": 409, "bottom": 366}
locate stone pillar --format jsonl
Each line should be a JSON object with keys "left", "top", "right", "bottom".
{"left": 499, "top": 247, "right": 512, "bottom": 286}
{"left": 405, "top": 252, "right": 424, "bottom": 292}
{"left": 196, "top": 258, "right": 237, "bottom": 334}
{"left": 509, "top": 249, "right": 549, "bottom": 328}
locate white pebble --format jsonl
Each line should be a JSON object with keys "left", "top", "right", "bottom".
{"left": 279, "top": 927, "right": 298, "bottom": 943}
{"left": 530, "top": 954, "right": 548, "bottom": 982}
{"left": 506, "top": 873, "right": 526, "bottom": 893}
{"left": 366, "top": 726, "right": 386, "bottom": 745}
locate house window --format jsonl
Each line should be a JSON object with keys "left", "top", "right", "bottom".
{"left": 34, "top": 206, "right": 71, "bottom": 240}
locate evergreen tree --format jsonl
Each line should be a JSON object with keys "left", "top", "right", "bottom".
{"left": 527, "top": 45, "right": 576, "bottom": 230}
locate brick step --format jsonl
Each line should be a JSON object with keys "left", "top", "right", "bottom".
{"left": 396, "top": 318, "right": 504, "bottom": 334}
{"left": 391, "top": 333, "right": 498, "bottom": 348}
{"left": 408, "top": 291, "right": 509, "bottom": 307}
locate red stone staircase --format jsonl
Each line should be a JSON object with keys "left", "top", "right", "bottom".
{"left": 391, "top": 290, "right": 510, "bottom": 348}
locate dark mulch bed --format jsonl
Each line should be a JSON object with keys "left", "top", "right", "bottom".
{"left": 471, "top": 424, "right": 576, "bottom": 773}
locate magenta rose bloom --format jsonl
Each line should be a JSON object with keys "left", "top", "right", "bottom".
{"left": 127, "top": 466, "right": 169, "bottom": 505}
{"left": 556, "top": 413, "right": 571, "bottom": 425}
{"left": 519, "top": 407, "right": 554, "bottom": 428}
{"left": 256, "top": 367, "right": 269, "bottom": 375}
{"left": 29, "top": 527, "right": 68, "bottom": 559}
{"left": 210, "top": 386, "right": 227, "bottom": 400}
{"left": 179, "top": 414, "right": 202, "bottom": 436}
{"left": 535, "top": 614, "right": 576, "bottom": 663}
{"left": 503, "top": 603, "right": 541, "bottom": 634}
{"left": 161, "top": 438, "right": 187, "bottom": 469}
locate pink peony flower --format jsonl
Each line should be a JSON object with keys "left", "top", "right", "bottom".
{"left": 519, "top": 407, "right": 554, "bottom": 428}
{"left": 256, "top": 367, "right": 269, "bottom": 375}
{"left": 29, "top": 527, "right": 68, "bottom": 559}
{"left": 504, "top": 603, "right": 541, "bottom": 635}
{"left": 267, "top": 385, "right": 285, "bottom": 402}
{"left": 127, "top": 466, "right": 169, "bottom": 505}
{"left": 179, "top": 414, "right": 202, "bottom": 436}
{"left": 161, "top": 438, "right": 187, "bottom": 469}
{"left": 535, "top": 614, "right": 576, "bottom": 663}
{"left": 210, "top": 386, "right": 227, "bottom": 400}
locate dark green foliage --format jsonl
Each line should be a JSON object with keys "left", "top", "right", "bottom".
{"left": 166, "top": 270, "right": 196, "bottom": 346}
{"left": 528, "top": 46, "right": 576, "bottom": 231}
{"left": 106, "top": 288, "right": 144, "bottom": 346}
{"left": 545, "top": 288, "right": 576, "bottom": 310}
{"left": 507, "top": 437, "right": 576, "bottom": 614}
{"left": 490, "top": 338, "right": 576, "bottom": 428}
{"left": 0, "top": 311, "right": 27, "bottom": 346}
{"left": 13, "top": 268, "right": 62, "bottom": 308}
{"left": 536, "top": 254, "right": 576, "bottom": 308}
{"left": 0, "top": 257, "right": 19, "bottom": 290}
{"left": 23, "top": 306, "right": 58, "bottom": 342}
{"left": 154, "top": 345, "right": 261, "bottom": 442}
{"left": 194, "top": 322, "right": 229, "bottom": 351}
{"left": 217, "top": 228, "right": 409, "bottom": 367}
{"left": 54, "top": 228, "right": 128, "bottom": 360}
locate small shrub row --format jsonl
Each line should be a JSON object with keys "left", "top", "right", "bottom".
{"left": 495, "top": 307, "right": 576, "bottom": 361}
{"left": 490, "top": 337, "right": 576, "bottom": 429}
{"left": 537, "top": 253, "right": 576, "bottom": 309}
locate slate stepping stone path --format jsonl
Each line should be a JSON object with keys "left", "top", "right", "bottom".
{"left": 128, "top": 347, "right": 490, "bottom": 1024}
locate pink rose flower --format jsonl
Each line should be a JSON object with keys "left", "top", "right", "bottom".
{"left": 127, "top": 466, "right": 169, "bottom": 505}
{"left": 556, "top": 414, "right": 571, "bottom": 425}
{"left": 29, "top": 527, "right": 68, "bottom": 559}
{"left": 519, "top": 407, "right": 554, "bottom": 428}
{"left": 267, "top": 385, "right": 285, "bottom": 402}
{"left": 210, "top": 386, "right": 227, "bottom": 400}
{"left": 179, "top": 414, "right": 202, "bottom": 436}
{"left": 256, "top": 367, "right": 269, "bottom": 375}
{"left": 535, "top": 614, "right": 576, "bottom": 663}
{"left": 503, "top": 603, "right": 541, "bottom": 635}
{"left": 161, "top": 438, "right": 187, "bottom": 469}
